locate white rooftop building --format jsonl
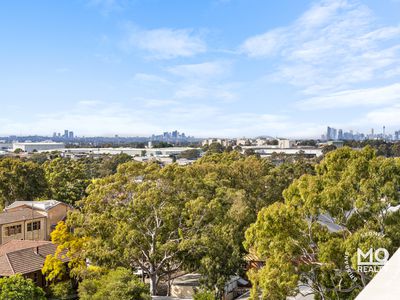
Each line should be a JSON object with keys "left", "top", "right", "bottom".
{"left": 12, "top": 142, "right": 65, "bottom": 153}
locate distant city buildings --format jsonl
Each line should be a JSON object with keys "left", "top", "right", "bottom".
{"left": 152, "top": 130, "right": 193, "bottom": 142}
{"left": 53, "top": 129, "right": 75, "bottom": 140}
{"left": 323, "top": 126, "right": 400, "bottom": 141}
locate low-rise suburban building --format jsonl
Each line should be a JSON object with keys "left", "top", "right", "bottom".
{"left": 0, "top": 200, "right": 71, "bottom": 245}
{"left": 170, "top": 273, "right": 248, "bottom": 300}
{"left": 0, "top": 208, "right": 47, "bottom": 245}
{"left": 12, "top": 141, "right": 65, "bottom": 153}
{"left": 277, "top": 139, "right": 295, "bottom": 149}
{"left": 0, "top": 240, "right": 69, "bottom": 288}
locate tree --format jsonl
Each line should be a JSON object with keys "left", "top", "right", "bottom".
{"left": 43, "top": 157, "right": 90, "bottom": 206}
{"left": 63, "top": 162, "right": 201, "bottom": 295}
{"left": 47, "top": 152, "right": 315, "bottom": 297}
{"left": 42, "top": 221, "right": 88, "bottom": 282}
{"left": 206, "top": 142, "right": 224, "bottom": 154}
{"left": 101, "top": 153, "right": 132, "bottom": 175}
{"left": 0, "top": 158, "right": 47, "bottom": 208}
{"left": 322, "top": 144, "right": 337, "bottom": 155}
{"left": 178, "top": 149, "right": 201, "bottom": 160}
{"left": 244, "top": 149, "right": 259, "bottom": 157}
{"left": 0, "top": 274, "right": 45, "bottom": 300}
{"left": 78, "top": 268, "right": 150, "bottom": 300}
{"left": 49, "top": 280, "right": 76, "bottom": 300}
{"left": 245, "top": 147, "right": 400, "bottom": 299}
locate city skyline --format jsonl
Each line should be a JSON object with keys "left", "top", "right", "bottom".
{"left": 1, "top": 0, "right": 400, "bottom": 137}
{"left": 2, "top": 125, "right": 400, "bottom": 141}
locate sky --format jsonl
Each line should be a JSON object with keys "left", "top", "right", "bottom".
{"left": 1, "top": 0, "right": 400, "bottom": 138}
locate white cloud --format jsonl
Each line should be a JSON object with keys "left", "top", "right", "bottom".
{"left": 241, "top": 0, "right": 400, "bottom": 95}
{"left": 126, "top": 27, "right": 206, "bottom": 59}
{"left": 132, "top": 73, "right": 171, "bottom": 84}
{"left": 365, "top": 104, "right": 400, "bottom": 126}
{"left": 141, "top": 98, "right": 178, "bottom": 108}
{"left": 240, "top": 28, "right": 286, "bottom": 57}
{"left": 167, "top": 61, "right": 229, "bottom": 78}
{"left": 298, "top": 83, "right": 400, "bottom": 109}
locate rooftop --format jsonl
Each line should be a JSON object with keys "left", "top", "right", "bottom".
{"left": 0, "top": 208, "right": 45, "bottom": 225}
{"left": 0, "top": 240, "right": 68, "bottom": 276}
{"left": 5, "top": 200, "right": 66, "bottom": 212}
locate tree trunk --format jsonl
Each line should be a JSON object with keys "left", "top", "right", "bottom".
{"left": 149, "top": 272, "right": 158, "bottom": 296}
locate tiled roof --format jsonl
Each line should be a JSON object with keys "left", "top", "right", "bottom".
{"left": 0, "top": 240, "right": 51, "bottom": 256}
{"left": 0, "top": 241, "right": 69, "bottom": 276}
{"left": 0, "top": 208, "right": 45, "bottom": 225}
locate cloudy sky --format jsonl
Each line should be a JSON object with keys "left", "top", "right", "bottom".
{"left": 1, "top": 0, "right": 400, "bottom": 138}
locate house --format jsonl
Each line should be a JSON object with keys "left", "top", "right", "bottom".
{"left": 0, "top": 208, "right": 47, "bottom": 245}
{"left": 170, "top": 273, "right": 248, "bottom": 300}
{"left": 0, "top": 240, "right": 69, "bottom": 288}
{"left": 4, "top": 200, "right": 72, "bottom": 236}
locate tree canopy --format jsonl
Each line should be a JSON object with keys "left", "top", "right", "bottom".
{"left": 44, "top": 151, "right": 315, "bottom": 297}
{"left": 78, "top": 267, "right": 150, "bottom": 300}
{"left": 0, "top": 158, "right": 47, "bottom": 208}
{"left": 245, "top": 147, "right": 400, "bottom": 299}
{"left": 0, "top": 274, "right": 45, "bottom": 300}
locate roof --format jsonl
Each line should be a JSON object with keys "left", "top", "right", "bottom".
{"left": 0, "top": 240, "right": 51, "bottom": 256}
{"left": 5, "top": 200, "right": 67, "bottom": 212}
{"left": 0, "top": 240, "right": 68, "bottom": 276}
{"left": 0, "top": 208, "right": 45, "bottom": 225}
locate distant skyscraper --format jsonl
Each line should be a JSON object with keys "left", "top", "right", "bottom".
{"left": 64, "top": 130, "right": 69, "bottom": 139}
{"left": 338, "top": 129, "right": 343, "bottom": 140}
{"left": 327, "top": 126, "right": 337, "bottom": 140}
{"left": 53, "top": 132, "right": 57, "bottom": 138}
{"left": 68, "top": 131, "right": 74, "bottom": 139}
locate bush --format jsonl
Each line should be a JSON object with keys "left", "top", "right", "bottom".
{"left": 78, "top": 267, "right": 150, "bottom": 300}
{"left": 0, "top": 274, "right": 45, "bottom": 300}
{"left": 194, "top": 290, "right": 215, "bottom": 300}
{"left": 49, "top": 280, "right": 75, "bottom": 299}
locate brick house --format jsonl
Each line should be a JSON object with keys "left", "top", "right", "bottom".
{"left": 0, "top": 240, "right": 69, "bottom": 288}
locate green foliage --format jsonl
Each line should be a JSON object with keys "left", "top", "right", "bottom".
{"left": 193, "top": 290, "right": 216, "bottom": 300}
{"left": 0, "top": 274, "right": 45, "bottom": 300}
{"left": 42, "top": 221, "right": 88, "bottom": 281}
{"left": 49, "top": 280, "right": 75, "bottom": 299}
{"left": 0, "top": 158, "right": 47, "bottom": 208}
{"left": 78, "top": 267, "right": 150, "bottom": 300}
{"left": 43, "top": 157, "right": 90, "bottom": 205}
{"left": 48, "top": 152, "right": 314, "bottom": 296}
{"left": 245, "top": 147, "right": 400, "bottom": 299}
{"left": 178, "top": 149, "right": 201, "bottom": 159}
{"left": 205, "top": 142, "right": 224, "bottom": 154}
{"left": 83, "top": 153, "right": 132, "bottom": 178}
{"left": 322, "top": 144, "right": 337, "bottom": 155}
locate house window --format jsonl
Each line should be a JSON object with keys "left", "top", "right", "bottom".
{"left": 27, "top": 221, "right": 41, "bottom": 232}
{"left": 33, "top": 272, "right": 38, "bottom": 283}
{"left": 5, "top": 225, "right": 22, "bottom": 236}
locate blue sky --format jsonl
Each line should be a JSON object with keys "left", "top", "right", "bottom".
{"left": 1, "top": 0, "right": 400, "bottom": 138}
